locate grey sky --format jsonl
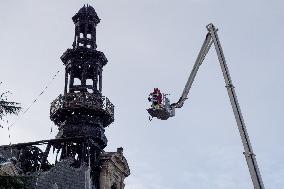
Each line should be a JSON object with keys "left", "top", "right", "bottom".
{"left": 0, "top": 0, "right": 283, "bottom": 188}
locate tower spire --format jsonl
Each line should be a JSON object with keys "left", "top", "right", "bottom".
{"left": 50, "top": 4, "right": 114, "bottom": 153}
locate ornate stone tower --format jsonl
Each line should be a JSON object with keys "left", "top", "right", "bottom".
{"left": 50, "top": 4, "right": 113, "bottom": 146}
{"left": 47, "top": 5, "right": 129, "bottom": 189}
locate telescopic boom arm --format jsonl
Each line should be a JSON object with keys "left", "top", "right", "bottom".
{"left": 170, "top": 32, "right": 212, "bottom": 109}
{"left": 171, "top": 23, "right": 265, "bottom": 189}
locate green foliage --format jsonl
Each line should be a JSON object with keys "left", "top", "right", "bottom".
{"left": 0, "top": 84, "right": 21, "bottom": 120}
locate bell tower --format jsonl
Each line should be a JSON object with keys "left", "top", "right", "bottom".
{"left": 49, "top": 5, "right": 118, "bottom": 188}
{"left": 66, "top": 4, "right": 103, "bottom": 94}
{"left": 72, "top": 4, "right": 99, "bottom": 50}
{"left": 50, "top": 5, "right": 114, "bottom": 146}
{"left": 0, "top": 4, "right": 129, "bottom": 189}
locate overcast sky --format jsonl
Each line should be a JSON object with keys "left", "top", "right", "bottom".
{"left": 0, "top": 0, "right": 283, "bottom": 188}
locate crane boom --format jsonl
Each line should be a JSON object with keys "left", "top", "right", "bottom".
{"left": 171, "top": 33, "right": 213, "bottom": 109}
{"left": 170, "top": 23, "right": 265, "bottom": 189}
{"left": 207, "top": 23, "right": 265, "bottom": 189}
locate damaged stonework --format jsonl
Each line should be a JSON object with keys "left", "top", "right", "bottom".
{"left": 35, "top": 158, "right": 89, "bottom": 189}
{"left": 0, "top": 149, "right": 36, "bottom": 188}
{"left": 99, "top": 148, "right": 130, "bottom": 189}
{"left": 0, "top": 161, "right": 18, "bottom": 176}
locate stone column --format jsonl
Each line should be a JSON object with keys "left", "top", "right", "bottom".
{"left": 99, "top": 165, "right": 111, "bottom": 189}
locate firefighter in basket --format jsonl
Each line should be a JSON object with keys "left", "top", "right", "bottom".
{"left": 148, "top": 88, "right": 162, "bottom": 109}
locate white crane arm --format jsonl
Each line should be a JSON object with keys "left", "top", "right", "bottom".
{"left": 171, "top": 33, "right": 213, "bottom": 109}
{"left": 207, "top": 23, "right": 265, "bottom": 189}
{"left": 169, "top": 23, "right": 265, "bottom": 189}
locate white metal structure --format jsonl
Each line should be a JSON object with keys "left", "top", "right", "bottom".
{"left": 147, "top": 23, "right": 265, "bottom": 189}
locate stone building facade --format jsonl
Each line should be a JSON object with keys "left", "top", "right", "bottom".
{"left": 100, "top": 148, "right": 130, "bottom": 189}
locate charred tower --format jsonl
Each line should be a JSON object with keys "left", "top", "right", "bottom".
{"left": 50, "top": 4, "right": 113, "bottom": 145}
{"left": 0, "top": 5, "right": 129, "bottom": 189}
{"left": 50, "top": 4, "right": 114, "bottom": 187}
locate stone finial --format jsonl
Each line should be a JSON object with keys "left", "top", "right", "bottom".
{"left": 117, "top": 147, "right": 123, "bottom": 155}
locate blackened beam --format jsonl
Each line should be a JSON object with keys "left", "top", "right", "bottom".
{"left": 0, "top": 136, "right": 102, "bottom": 150}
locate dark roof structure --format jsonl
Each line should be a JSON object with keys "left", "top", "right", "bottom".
{"left": 72, "top": 4, "right": 100, "bottom": 25}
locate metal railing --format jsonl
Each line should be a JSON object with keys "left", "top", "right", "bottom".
{"left": 50, "top": 93, "right": 114, "bottom": 117}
